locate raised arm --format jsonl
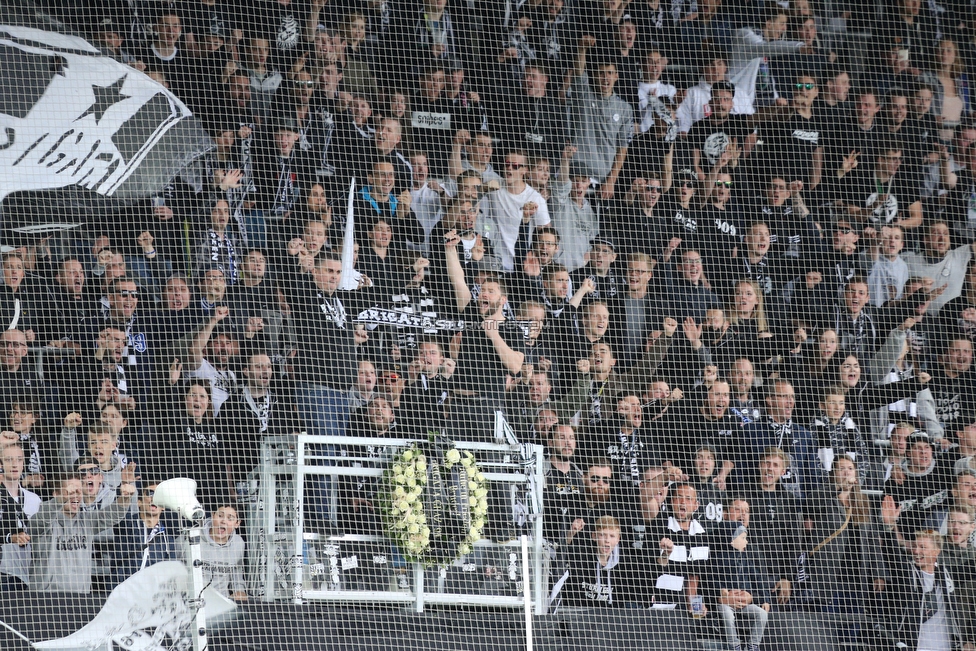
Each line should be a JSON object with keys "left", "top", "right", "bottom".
{"left": 444, "top": 230, "right": 472, "bottom": 311}
{"left": 557, "top": 144, "right": 576, "bottom": 183}
{"left": 449, "top": 130, "right": 470, "bottom": 180}
{"left": 575, "top": 35, "right": 595, "bottom": 78}
{"left": 187, "top": 305, "right": 230, "bottom": 370}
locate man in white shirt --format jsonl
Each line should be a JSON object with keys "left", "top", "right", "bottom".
{"left": 637, "top": 50, "right": 677, "bottom": 133}
{"left": 482, "top": 149, "right": 551, "bottom": 272}
{"left": 865, "top": 225, "right": 910, "bottom": 307}
{"left": 676, "top": 55, "right": 750, "bottom": 133}
{"left": 183, "top": 306, "right": 239, "bottom": 415}
{"left": 408, "top": 152, "right": 447, "bottom": 253}
{"left": 903, "top": 220, "right": 976, "bottom": 315}
{"left": 727, "top": 5, "right": 809, "bottom": 113}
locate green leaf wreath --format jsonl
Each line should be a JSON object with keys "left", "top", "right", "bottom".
{"left": 378, "top": 438, "right": 489, "bottom": 565}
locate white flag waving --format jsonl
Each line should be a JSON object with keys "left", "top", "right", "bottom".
{"left": 0, "top": 24, "right": 211, "bottom": 204}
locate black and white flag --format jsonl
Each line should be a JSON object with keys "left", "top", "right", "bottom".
{"left": 0, "top": 23, "right": 212, "bottom": 226}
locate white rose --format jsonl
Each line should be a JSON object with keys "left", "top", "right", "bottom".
{"left": 479, "top": 497, "right": 488, "bottom": 511}
{"left": 468, "top": 481, "right": 478, "bottom": 491}
{"left": 476, "top": 472, "right": 486, "bottom": 482}
{"left": 394, "top": 486, "right": 406, "bottom": 498}
{"left": 416, "top": 460, "right": 427, "bottom": 473}
{"left": 402, "top": 450, "right": 414, "bottom": 462}
{"left": 445, "top": 449, "right": 461, "bottom": 464}
{"left": 404, "top": 466, "right": 415, "bottom": 479}
{"left": 408, "top": 523, "right": 420, "bottom": 534}
{"left": 458, "top": 543, "right": 471, "bottom": 555}
{"left": 416, "top": 454, "right": 426, "bottom": 464}
{"left": 475, "top": 488, "right": 488, "bottom": 498}
{"left": 469, "top": 497, "right": 478, "bottom": 507}
{"left": 407, "top": 477, "right": 417, "bottom": 488}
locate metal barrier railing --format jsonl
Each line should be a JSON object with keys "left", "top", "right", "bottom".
{"left": 252, "top": 427, "right": 548, "bottom": 615}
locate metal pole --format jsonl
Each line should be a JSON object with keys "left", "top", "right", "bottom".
{"left": 259, "top": 443, "right": 275, "bottom": 601}
{"left": 532, "top": 444, "right": 546, "bottom": 615}
{"left": 414, "top": 562, "right": 425, "bottom": 613}
{"left": 186, "top": 527, "right": 208, "bottom": 651}
{"left": 521, "top": 535, "right": 533, "bottom": 651}
{"left": 294, "top": 437, "right": 306, "bottom": 605}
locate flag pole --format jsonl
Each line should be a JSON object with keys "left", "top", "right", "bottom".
{"left": 339, "top": 177, "right": 358, "bottom": 290}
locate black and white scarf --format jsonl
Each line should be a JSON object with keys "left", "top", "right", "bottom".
{"left": 317, "top": 292, "right": 347, "bottom": 329}
{"left": 769, "top": 417, "right": 802, "bottom": 495}
{"left": 208, "top": 229, "right": 238, "bottom": 285}
{"left": 243, "top": 387, "right": 271, "bottom": 433}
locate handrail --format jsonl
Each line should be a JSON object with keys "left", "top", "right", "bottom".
{"left": 255, "top": 427, "right": 549, "bottom": 615}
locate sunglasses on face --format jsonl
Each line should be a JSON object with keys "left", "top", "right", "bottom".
{"left": 587, "top": 475, "right": 611, "bottom": 484}
{"left": 647, "top": 185, "right": 662, "bottom": 193}
{"left": 505, "top": 162, "right": 525, "bottom": 170}
{"left": 143, "top": 489, "right": 156, "bottom": 499}
{"left": 116, "top": 290, "right": 139, "bottom": 298}
{"left": 796, "top": 83, "right": 816, "bottom": 90}
{"left": 78, "top": 467, "right": 101, "bottom": 476}
{"left": 680, "top": 181, "right": 695, "bottom": 189}
{"left": 715, "top": 180, "right": 733, "bottom": 188}
{"left": 294, "top": 80, "right": 316, "bottom": 88}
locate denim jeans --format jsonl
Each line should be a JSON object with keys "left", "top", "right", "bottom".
{"left": 296, "top": 383, "right": 350, "bottom": 526}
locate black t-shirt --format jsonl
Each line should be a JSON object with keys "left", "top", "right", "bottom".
{"left": 179, "top": 0, "right": 236, "bottom": 41}
{"left": 763, "top": 112, "right": 823, "bottom": 185}
{"left": 255, "top": 0, "right": 309, "bottom": 66}
{"left": 655, "top": 195, "right": 699, "bottom": 244}
{"left": 453, "top": 306, "right": 525, "bottom": 400}
{"left": 688, "top": 115, "right": 753, "bottom": 170}
{"left": 409, "top": 95, "right": 456, "bottom": 178}
{"left": 698, "top": 203, "right": 743, "bottom": 283}
{"left": 946, "top": 169, "right": 976, "bottom": 235}
{"left": 582, "top": 426, "right": 660, "bottom": 490}
{"left": 839, "top": 168, "right": 920, "bottom": 227}
{"left": 938, "top": 295, "right": 976, "bottom": 345}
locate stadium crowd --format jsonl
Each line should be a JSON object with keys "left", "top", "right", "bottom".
{"left": 2, "top": 0, "right": 976, "bottom": 647}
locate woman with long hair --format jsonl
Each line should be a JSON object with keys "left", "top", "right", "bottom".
{"left": 723, "top": 279, "right": 794, "bottom": 368}
{"left": 804, "top": 457, "right": 883, "bottom": 620}
{"left": 920, "top": 38, "right": 971, "bottom": 141}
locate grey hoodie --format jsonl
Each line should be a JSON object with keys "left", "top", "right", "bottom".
{"left": 29, "top": 490, "right": 133, "bottom": 593}
{"left": 199, "top": 519, "right": 246, "bottom": 597}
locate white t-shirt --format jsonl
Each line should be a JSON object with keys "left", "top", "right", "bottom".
{"left": 409, "top": 182, "right": 446, "bottom": 252}
{"left": 637, "top": 80, "right": 678, "bottom": 133}
{"left": 676, "top": 81, "right": 752, "bottom": 133}
{"left": 916, "top": 570, "right": 952, "bottom": 651}
{"left": 903, "top": 244, "right": 973, "bottom": 315}
{"left": 482, "top": 185, "right": 550, "bottom": 272}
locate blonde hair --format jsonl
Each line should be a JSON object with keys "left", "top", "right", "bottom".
{"left": 729, "top": 279, "right": 769, "bottom": 332}
{"left": 593, "top": 515, "right": 621, "bottom": 533}
{"left": 914, "top": 530, "right": 943, "bottom": 550}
